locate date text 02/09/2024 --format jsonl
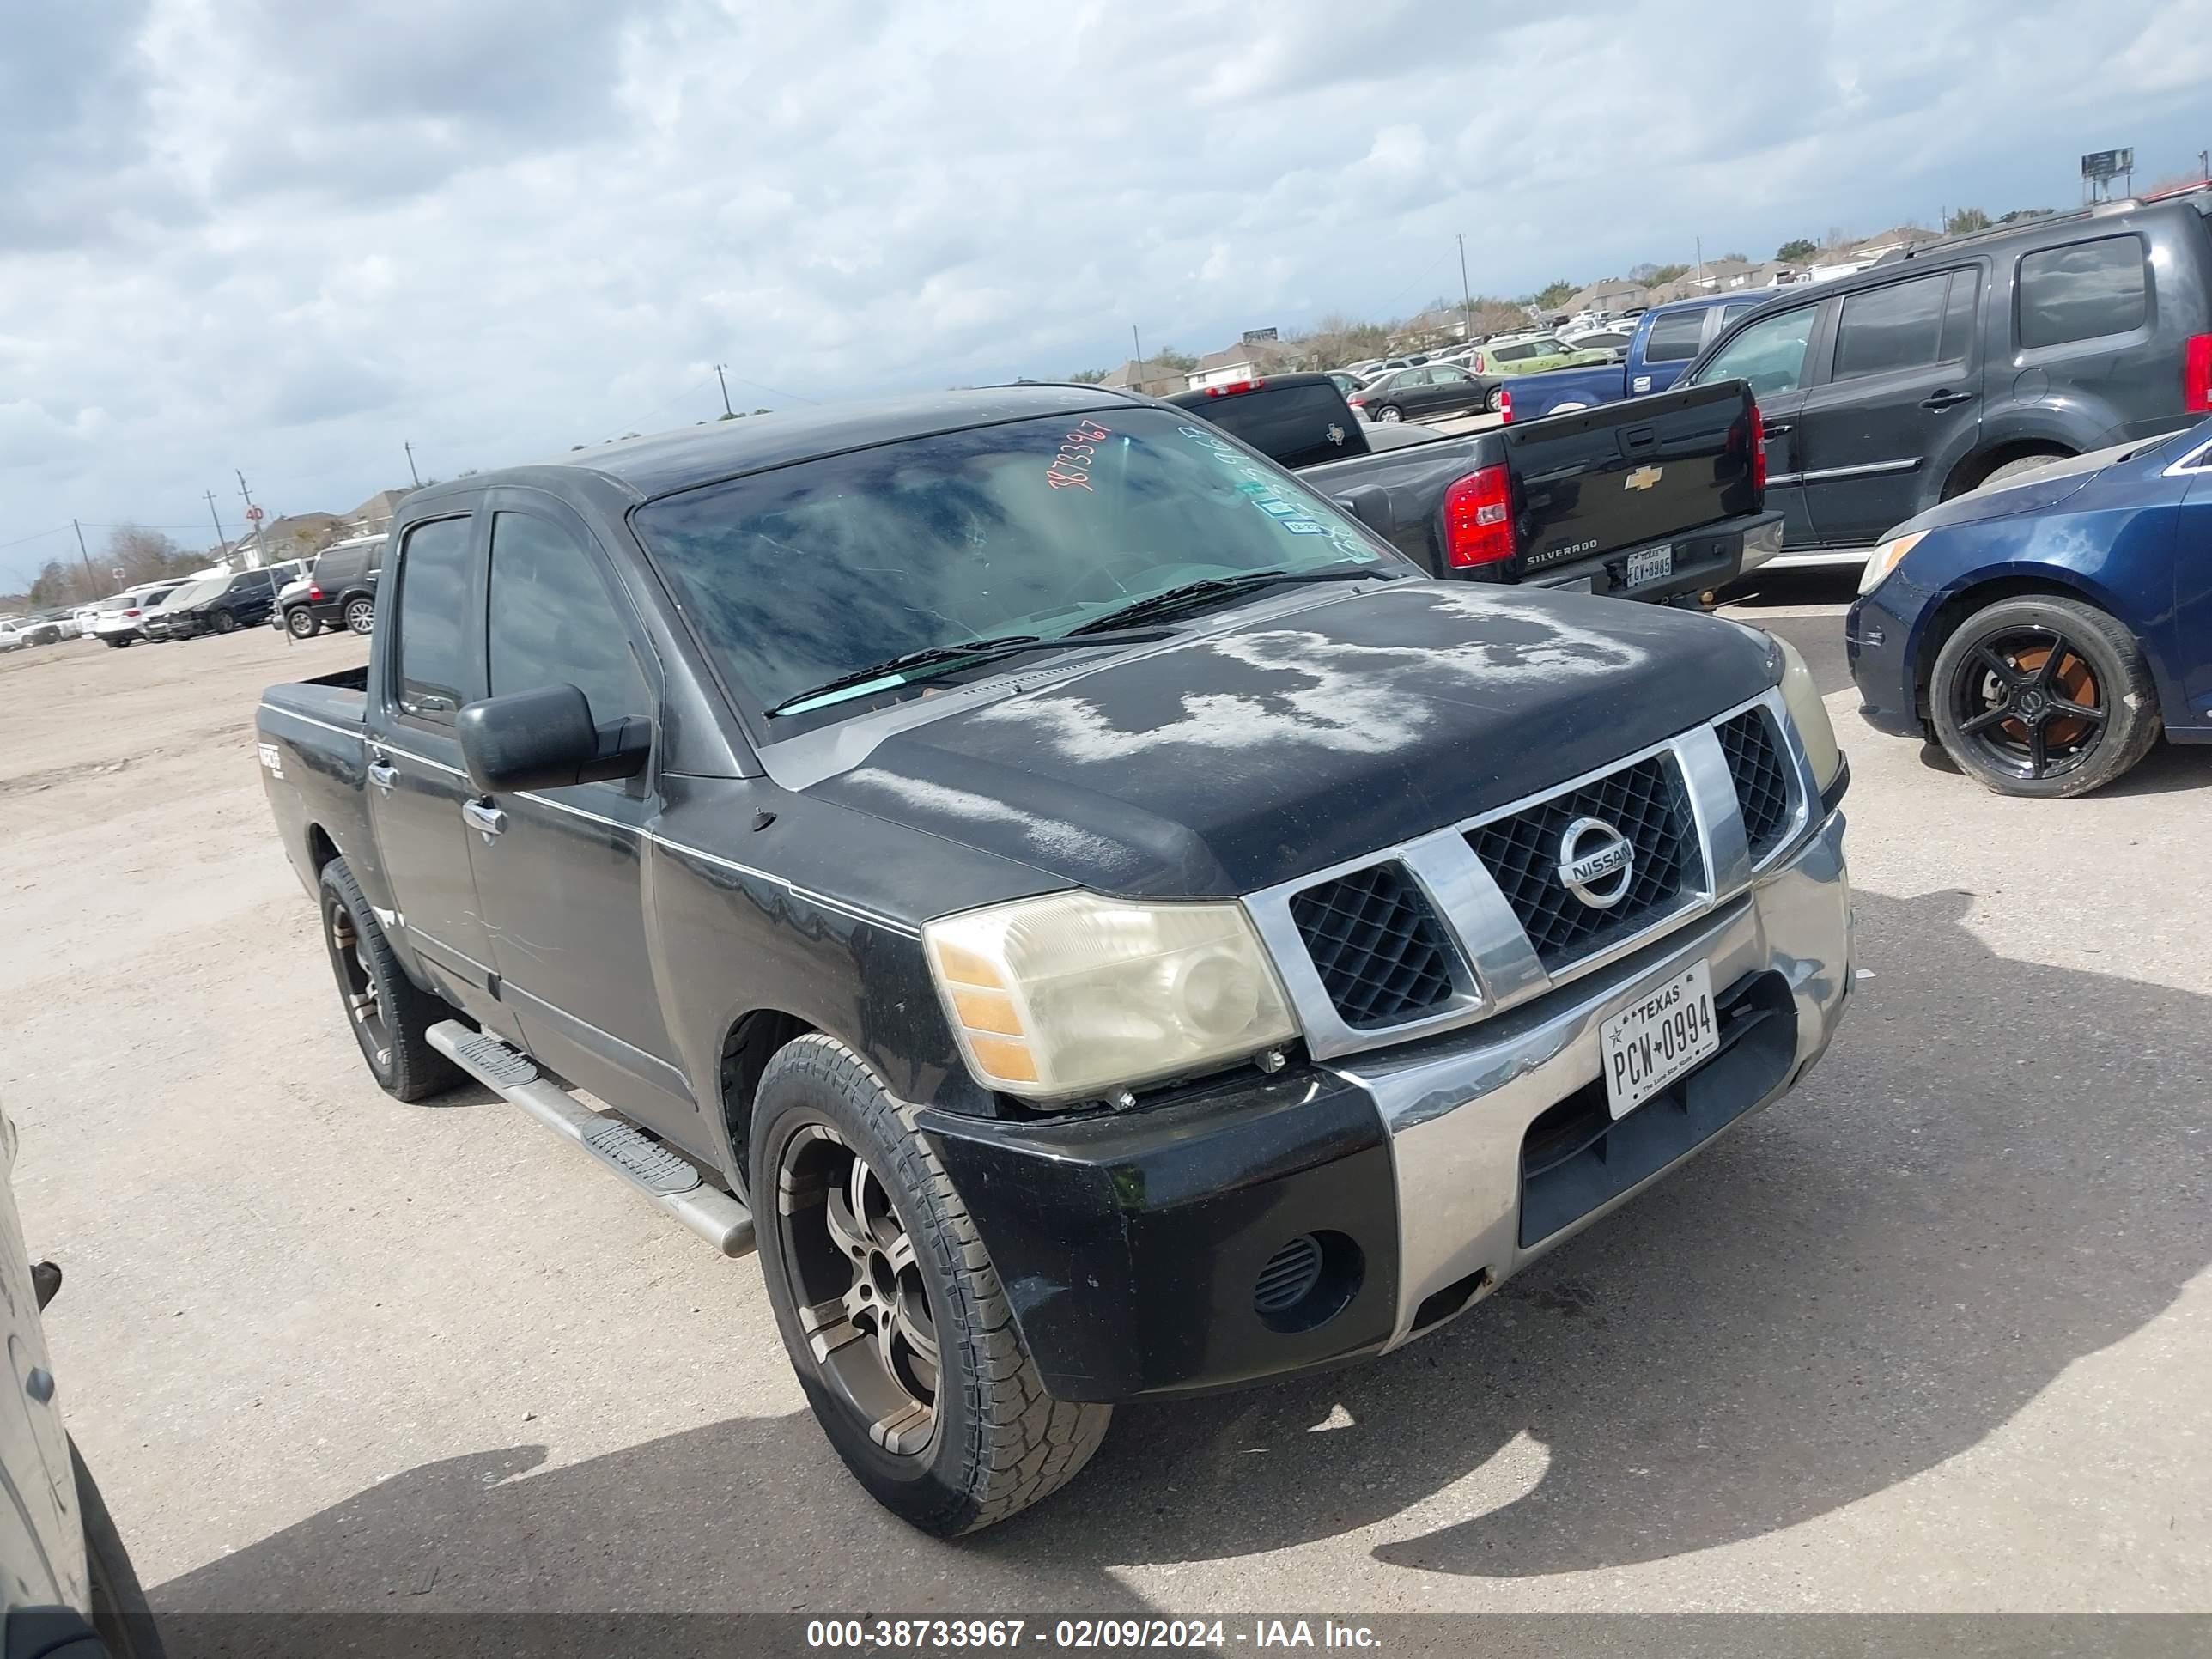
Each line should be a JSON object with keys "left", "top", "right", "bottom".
{"left": 804, "top": 1618, "right": 1382, "bottom": 1649}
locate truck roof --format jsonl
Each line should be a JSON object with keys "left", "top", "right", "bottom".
{"left": 417, "top": 386, "right": 1129, "bottom": 508}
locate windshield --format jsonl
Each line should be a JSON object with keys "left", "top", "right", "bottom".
{"left": 633, "top": 407, "right": 1397, "bottom": 717}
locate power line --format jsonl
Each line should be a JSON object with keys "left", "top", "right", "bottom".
{"left": 0, "top": 525, "right": 75, "bottom": 553}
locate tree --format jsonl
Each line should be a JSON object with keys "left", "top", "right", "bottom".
{"left": 1066, "top": 368, "right": 1109, "bottom": 384}
{"left": 102, "top": 525, "right": 185, "bottom": 586}
{"left": 1775, "top": 238, "right": 1818, "bottom": 263}
{"left": 1996, "top": 207, "right": 2056, "bottom": 224}
{"left": 1150, "top": 346, "right": 1198, "bottom": 373}
{"left": 1717, "top": 251, "right": 1748, "bottom": 264}
{"left": 1531, "top": 279, "right": 1576, "bottom": 309}
{"left": 1946, "top": 206, "right": 1991, "bottom": 234}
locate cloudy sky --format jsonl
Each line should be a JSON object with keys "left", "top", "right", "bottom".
{"left": 3, "top": 0, "right": 2209, "bottom": 588}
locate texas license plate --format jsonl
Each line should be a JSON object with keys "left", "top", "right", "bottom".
{"left": 1625, "top": 544, "right": 1674, "bottom": 588}
{"left": 1600, "top": 961, "right": 1718, "bottom": 1119}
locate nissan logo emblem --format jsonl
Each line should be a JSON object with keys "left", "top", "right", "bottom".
{"left": 1558, "top": 816, "right": 1635, "bottom": 908}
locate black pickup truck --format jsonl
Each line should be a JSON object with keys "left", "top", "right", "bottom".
{"left": 1167, "top": 371, "right": 1783, "bottom": 605}
{"left": 257, "top": 387, "right": 1851, "bottom": 1536}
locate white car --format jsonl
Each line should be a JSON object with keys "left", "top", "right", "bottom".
{"left": 0, "top": 622, "right": 23, "bottom": 653}
{"left": 89, "top": 584, "right": 185, "bottom": 648}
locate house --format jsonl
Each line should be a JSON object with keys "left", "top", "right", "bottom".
{"left": 1184, "top": 339, "right": 1291, "bottom": 391}
{"left": 246, "top": 512, "right": 343, "bottom": 563}
{"left": 345, "top": 488, "right": 411, "bottom": 537}
{"left": 1847, "top": 225, "right": 1942, "bottom": 262}
{"left": 1562, "top": 277, "right": 1651, "bottom": 317}
{"left": 1100, "top": 358, "right": 1190, "bottom": 397}
{"left": 1645, "top": 259, "right": 1800, "bottom": 305}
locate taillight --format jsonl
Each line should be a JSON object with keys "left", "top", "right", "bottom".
{"left": 308, "top": 586, "right": 323, "bottom": 601}
{"left": 1498, "top": 388, "right": 1513, "bottom": 424}
{"left": 1442, "top": 464, "right": 1516, "bottom": 568}
{"left": 1346, "top": 393, "right": 1367, "bottom": 406}
{"left": 124, "top": 609, "right": 140, "bottom": 618}
{"left": 1205, "top": 379, "right": 1263, "bottom": 397}
{"left": 2185, "top": 334, "right": 2212, "bottom": 412}
{"left": 1751, "top": 401, "right": 1769, "bottom": 493}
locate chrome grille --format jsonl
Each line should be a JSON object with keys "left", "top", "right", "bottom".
{"left": 1463, "top": 752, "right": 1703, "bottom": 970}
{"left": 1717, "top": 708, "right": 1791, "bottom": 861}
{"left": 1288, "top": 863, "right": 1457, "bottom": 1029}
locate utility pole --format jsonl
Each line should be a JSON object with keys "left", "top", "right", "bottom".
{"left": 1131, "top": 325, "right": 1143, "bottom": 377}
{"left": 70, "top": 519, "right": 97, "bottom": 598}
{"left": 236, "top": 470, "right": 267, "bottom": 570}
{"left": 2200, "top": 149, "right": 2209, "bottom": 183}
{"left": 404, "top": 441, "right": 422, "bottom": 488}
{"left": 203, "top": 489, "right": 228, "bottom": 555}
{"left": 1695, "top": 235, "right": 1705, "bottom": 289}
{"left": 1457, "top": 232, "right": 1475, "bottom": 343}
{"left": 713, "top": 364, "right": 734, "bottom": 417}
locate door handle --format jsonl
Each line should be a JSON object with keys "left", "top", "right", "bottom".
{"left": 1921, "top": 390, "right": 1976, "bottom": 411}
{"left": 462, "top": 799, "right": 507, "bottom": 840}
{"left": 1762, "top": 422, "right": 1794, "bottom": 437}
{"left": 367, "top": 760, "right": 398, "bottom": 793}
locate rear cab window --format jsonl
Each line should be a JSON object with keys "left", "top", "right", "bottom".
{"left": 2016, "top": 234, "right": 2149, "bottom": 349}
{"left": 1184, "top": 380, "right": 1365, "bottom": 470}
{"left": 1642, "top": 310, "right": 1708, "bottom": 363}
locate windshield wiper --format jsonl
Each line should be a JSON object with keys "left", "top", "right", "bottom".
{"left": 1066, "top": 565, "right": 1396, "bottom": 635}
{"left": 766, "top": 629, "right": 1163, "bottom": 716}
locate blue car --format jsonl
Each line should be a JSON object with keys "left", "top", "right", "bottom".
{"left": 1846, "top": 419, "right": 2212, "bottom": 796}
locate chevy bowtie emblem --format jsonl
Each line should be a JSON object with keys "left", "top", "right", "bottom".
{"left": 1625, "top": 465, "right": 1663, "bottom": 491}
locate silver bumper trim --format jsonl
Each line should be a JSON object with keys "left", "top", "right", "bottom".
{"left": 1329, "top": 805, "right": 1851, "bottom": 1344}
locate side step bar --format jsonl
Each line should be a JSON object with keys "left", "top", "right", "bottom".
{"left": 428, "top": 1021, "right": 755, "bottom": 1257}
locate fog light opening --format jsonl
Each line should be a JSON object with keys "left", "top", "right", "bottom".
{"left": 1411, "top": 1267, "right": 1493, "bottom": 1334}
{"left": 1253, "top": 1230, "right": 1364, "bottom": 1334}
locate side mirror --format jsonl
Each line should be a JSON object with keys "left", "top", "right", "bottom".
{"left": 456, "top": 684, "right": 650, "bottom": 794}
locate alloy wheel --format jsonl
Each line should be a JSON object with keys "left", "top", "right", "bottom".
{"left": 775, "top": 1122, "right": 940, "bottom": 1456}
{"left": 345, "top": 599, "right": 374, "bottom": 635}
{"left": 1949, "top": 625, "right": 2106, "bottom": 782}
{"left": 325, "top": 901, "right": 391, "bottom": 1054}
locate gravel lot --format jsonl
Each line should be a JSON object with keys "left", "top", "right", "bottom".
{"left": 1, "top": 591, "right": 2206, "bottom": 1616}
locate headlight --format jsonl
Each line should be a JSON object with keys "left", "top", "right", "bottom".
{"left": 925, "top": 892, "right": 1298, "bottom": 1102}
{"left": 1774, "top": 636, "right": 1842, "bottom": 793}
{"left": 1856, "top": 529, "right": 1925, "bottom": 596}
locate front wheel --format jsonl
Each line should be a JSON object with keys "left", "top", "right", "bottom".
{"left": 319, "top": 857, "right": 463, "bottom": 1101}
{"left": 76, "top": 1440, "right": 165, "bottom": 1659}
{"left": 210, "top": 608, "right": 237, "bottom": 635}
{"left": 1372, "top": 404, "right": 1403, "bottom": 423}
{"left": 343, "top": 597, "right": 374, "bottom": 635}
{"left": 284, "top": 606, "right": 319, "bottom": 640}
{"left": 751, "top": 1034, "right": 1110, "bottom": 1536}
{"left": 1928, "top": 595, "right": 2160, "bottom": 798}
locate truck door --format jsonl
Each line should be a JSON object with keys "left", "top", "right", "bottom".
{"left": 1793, "top": 266, "right": 1984, "bottom": 547}
{"left": 1682, "top": 296, "right": 1832, "bottom": 547}
{"left": 460, "top": 499, "right": 695, "bottom": 1139}
{"left": 363, "top": 512, "right": 507, "bottom": 1025}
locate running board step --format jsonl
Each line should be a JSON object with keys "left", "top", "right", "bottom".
{"left": 428, "top": 1021, "right": 755, "bottom": 1257}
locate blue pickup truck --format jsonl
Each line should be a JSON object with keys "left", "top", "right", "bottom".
{"left": 1508, "top": 292, "right": 1780, "bottom": 422}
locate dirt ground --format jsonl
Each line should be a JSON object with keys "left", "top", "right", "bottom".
{"left": 1, "top": 609, "right": 2207, "bottom": 1617}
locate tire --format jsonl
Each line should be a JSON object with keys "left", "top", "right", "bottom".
{"left": 285, "top": 606, "right": 319, "bottom": 640}
{"left": 210, "top": 608, "right": 237, "bottom": 635}
{"left": 107, "top": 637, "right": 131, "bottom": 649}
{"left": 319, "top": 856, "right": 464, "bottom": 1102}
{"left": 750, "top": 1034, "right": 1110, "bottom": 1536}
{"left": 1373, "top": 405, "right": 1403, "bottom": 423}
{"left": 76, "top": 1440, "right": 165, "bottom": 1659}
{"left": 1486, "top": 386, "right": 1507, "bottom": 412}
{"left": 1978, "top": 453, "right": 2068, "bottom": 489}
{"left": 1928, "top": 595, "right": 2160, "bottom": 798}
{"left": 344, "top": 597, "right": 375, "bottom": 635}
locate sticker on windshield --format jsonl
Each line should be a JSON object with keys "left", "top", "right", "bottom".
{"left": 1280, "top": 519, "right": 1325, "bottom": 535}
{"left": 1253, "top": 499, "right": 1300, "bottom": 518}
{"left": 1046, "top": 419, "right": 1112, "bottom": 491}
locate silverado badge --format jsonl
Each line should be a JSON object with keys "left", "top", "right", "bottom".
{"left": 1625, "top": 465, "right": 1663, "bottom": 491}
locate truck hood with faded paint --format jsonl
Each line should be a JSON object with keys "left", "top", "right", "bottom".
{"left": 805, "top": 581, "right": 1780, "bottom": 899}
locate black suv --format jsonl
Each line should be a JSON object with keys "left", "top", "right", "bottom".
{"left": 279, "top": 536, "right": 383, "bottom": 637}
{"left": 162, "top": 567, "right": 285, "bottom": 637}
{"left": 1680, "top": 185, "right": 2212, "bottom": 561}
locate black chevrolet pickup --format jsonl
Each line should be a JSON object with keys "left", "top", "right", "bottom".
{"left": 1167, "top": 371, "right": 1784, "bottom": 605}
{"left": 257, "top": 387, "right": 1851, "bottom": 1536}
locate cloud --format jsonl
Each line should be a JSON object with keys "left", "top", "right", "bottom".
{"left": 3, "top": 0, "right": 2211, "bottom": 588}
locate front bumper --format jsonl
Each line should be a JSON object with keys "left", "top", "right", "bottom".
{"left": 925, "top": 804, "right": 1851, "bottom": 1403}
{"left": 1844, "top": 589, "right": 1924, "bottom": 738}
